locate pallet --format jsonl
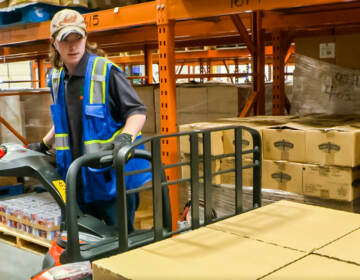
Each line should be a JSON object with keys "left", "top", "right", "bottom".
{"left": 0, "top": 223, "right": 51, "bottom": 255}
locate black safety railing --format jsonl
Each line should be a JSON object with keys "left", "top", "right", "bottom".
{"left": 114, "top": 125, "right": 262, "bottom": 252}
{"left": 62, "top": 125, "right": 261, "bottom": 262}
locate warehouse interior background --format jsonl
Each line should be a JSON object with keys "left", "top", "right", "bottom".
{"left": 2, "top": 0, "right": 360, "bottom": 279}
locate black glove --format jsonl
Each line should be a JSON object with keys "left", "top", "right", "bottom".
{"left": 113, "top": 133, "right": 133, "bottom": 159}
{"left": 27, "top": 139, "right": 50, "bottom": 154}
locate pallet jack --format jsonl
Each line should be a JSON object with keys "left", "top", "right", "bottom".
{"left": 0, "top": 142, "right": 172, "bottom": 279}
{"left": 0, "top": 125, "right": 262, "bottom": 280}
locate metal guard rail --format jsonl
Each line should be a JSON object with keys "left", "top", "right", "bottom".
{"left": 65, "top": 124, "right": 262, "bottom": 258}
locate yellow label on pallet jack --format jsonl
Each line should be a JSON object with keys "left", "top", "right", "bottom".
{"left": 52, "top": 180, "right": 66, "bottom": 203}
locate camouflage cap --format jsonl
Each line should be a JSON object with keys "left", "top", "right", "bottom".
{"left": 50, "top": 9, "right": 86, "bottom": 41}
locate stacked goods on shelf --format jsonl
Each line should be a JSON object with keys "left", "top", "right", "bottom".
{"left": 154, "top": 83, "right": 248, "bottom": 132}
{"left": 134, "top": 82, "right": 249, "bottom": 136}
{"left": 0, "top": 192, "right": 61, "bottom": 240}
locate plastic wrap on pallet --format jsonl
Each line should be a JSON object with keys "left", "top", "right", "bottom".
{"left": 291, "top": 54, "right": 360, "bottom": 115}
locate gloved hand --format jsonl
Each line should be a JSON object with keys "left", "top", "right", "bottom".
{"left": 27, "top": 139, "right": 50, "bottom": 154}
{"left": 112, "top": 133, "right": 133, "bottom": 159}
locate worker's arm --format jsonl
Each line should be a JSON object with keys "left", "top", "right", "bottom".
{"left": 43, "top": 126, "right": 55, "bottom": 148}
{"left": 121, "top": 114, "right": 146, "bottom": 139}
{"left": 27, "top": 125, "right": 55, "bottom": 153}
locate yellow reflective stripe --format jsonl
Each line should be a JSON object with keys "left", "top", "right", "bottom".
{"left": 102, "top": 61, "right": 109, "bottom": 104}
{"left": 90, "top": 57, "right": 100, "bottom": 104}
{"left": 52, "top": 67, "right": 63, "bottom": 101}
{"left": 56, "top": 147, "right": 70, "bottom": 150}
{"left": 55, "top": 133, "right": 69, "bottom": 150}
{"left": 84, "top": 130, "right": 141, "bottom": 145}
{"left": 84, "top": 128, "right": 124, "bottom": 145}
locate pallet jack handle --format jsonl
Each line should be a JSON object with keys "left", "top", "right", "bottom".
{"left": 62, "top": 146, "right": 150, "bottom": 263}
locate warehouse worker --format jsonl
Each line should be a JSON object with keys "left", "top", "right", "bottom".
{"left": 28, "top": 9, "right": 151, "bottom": 233}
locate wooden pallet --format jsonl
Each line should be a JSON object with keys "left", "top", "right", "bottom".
{"left": 0, "top": 223, "right": 52, "bottom": 255}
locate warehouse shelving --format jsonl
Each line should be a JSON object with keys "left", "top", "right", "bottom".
{"left": 1, "top": 0, "right": 360, "bottom": 228}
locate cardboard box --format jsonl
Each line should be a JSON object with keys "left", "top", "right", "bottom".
{"left": 218, "top": 115, "right": 295, "bottom": 125}
{"left": 295, "top": 36, "right": 336, "bottom": 64}
{"left": 220, "top": 157, "right": 253, "bottom": 186}
{"left": 219, "top": 116, "right": 295, "bottom": 158}
{"left": 262, "top": 126, "right": 306, "bottom": 163}
{"left": 222, "top": 122, "right": 267, "bottom": 158}
{"left": 303, "top": 164, "right": 360, "bottom": 201}
{"left": 296, "top": 34, "right": 360, "bottom": 69}
{"left": 315, "top": 227, "right": 360, "bottom": 265}
{"left": 207, "top": 113, "right": 236, "bottom": 122}
{"left": 305, "top": 126, "right": 360, "bottom": 167}
{"left": 178, "top": 86, "right": 207, "bottom": 114}
{"left": 262, "top": 254, "right": 360, "bottom": 279}
{"left": 208, "top": 200, "right": 360, "bottom": 253}
{"left": 93, "top": 227, "right": 305, "bottom": 280}
{"left": 181, "top": 153, "right": 221, "bottom": 185}
{"left": 207, "top": 84, "right": 238, "bottom": 114}
{"left": 177, "top": 112, "right": 208, "bottom": 125}
{"left": 179, "top": 122, "right": 228, "bottom": 156}
{"left": 134, "top": 85, "right": 155, "bottom": 114}
{"left": 262, "top": 160, "right": 303, "bottom": 194}
{"left": 93, "top": 201, "right": 360, "bottom": 280}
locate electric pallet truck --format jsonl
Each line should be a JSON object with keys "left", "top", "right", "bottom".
{"left": 0, "top": 125, "right": 262, "bottom": 280}
{"left": 0, "top": 141, "right": 172, "bottom": 279}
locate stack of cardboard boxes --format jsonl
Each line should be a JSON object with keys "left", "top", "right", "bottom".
{"left": 262, "top": 115, "right": 360, "bottom": 202}
{"left": 178, "top": 117, "right": 294, "bottom": 216}
{"left": 178, "top": 115, "right": 360, "bottom": 215}
{"left": 135, "top": 83, "right": 247, "bottom": 136}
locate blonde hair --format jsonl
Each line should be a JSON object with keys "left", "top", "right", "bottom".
{"left": 49, "top": 39, "right": 106, "bottom": 69}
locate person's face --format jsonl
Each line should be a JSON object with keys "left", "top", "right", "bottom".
{"left": 52, "top": 33, "right": 86, "bottom": 70}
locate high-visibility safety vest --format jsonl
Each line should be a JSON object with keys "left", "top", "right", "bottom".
{"left": 48, "top": 55, "right": 151, "bottom": 203}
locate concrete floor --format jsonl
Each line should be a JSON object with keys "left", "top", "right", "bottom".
{"left": 0, "top": 241, "right": 43, "bottom": 280}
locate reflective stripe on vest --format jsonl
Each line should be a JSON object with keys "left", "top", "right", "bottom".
{"left": 55, "top": 133, "right": 70, "bottom": 150}
{"left": 84, "top": 128, "right": 124, "bottom": 153}
{"left": 90, "top": 57, "right": 108, "bottom": 104}
{"left": 51, "top": 68, "right": 63, "bottom": 103}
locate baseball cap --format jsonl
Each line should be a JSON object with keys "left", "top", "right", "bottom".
{"left": 50, "top": 9, "right": 86, "bottom": 41}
